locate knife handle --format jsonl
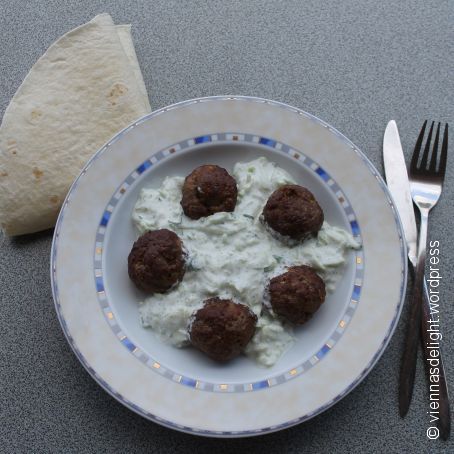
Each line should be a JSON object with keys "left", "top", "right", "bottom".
{"left": 421, "top": 279, "right": 451, "bottom": 440}
{"left": 399, "top": 211, "right": 428, "bottom": 417}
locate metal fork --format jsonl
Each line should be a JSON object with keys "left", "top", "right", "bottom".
{"left": 399, "top": 121, "right": 449, "bottom": 418}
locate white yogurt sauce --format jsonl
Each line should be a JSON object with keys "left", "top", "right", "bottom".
{"left": 132, "top": 157, "right": 360, "bottom": 367}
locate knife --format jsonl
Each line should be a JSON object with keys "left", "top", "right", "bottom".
{"left": 384, "top": 120, "right": 450, "bottom": 440}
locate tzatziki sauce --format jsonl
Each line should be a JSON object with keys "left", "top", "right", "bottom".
{"left": 132, "top": 157, "right": 359, "bottom": 367}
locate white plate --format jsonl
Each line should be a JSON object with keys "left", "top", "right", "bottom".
{"left": 51, "top": 96, "right": 406, "bottom": 437}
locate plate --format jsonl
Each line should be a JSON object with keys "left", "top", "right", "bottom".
{"left": 51, "top": 96, "right": 406, "bottom": 437}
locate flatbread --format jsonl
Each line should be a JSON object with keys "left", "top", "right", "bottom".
{"left": 115, "top": 25, "right": 150, "bottom": 111}
{"left": 0, "top": 14, "right": 151, "bottom": 235}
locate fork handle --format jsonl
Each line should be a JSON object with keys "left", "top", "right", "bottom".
{"left": 399, "top": 208, "right": 429, "bottom": 417}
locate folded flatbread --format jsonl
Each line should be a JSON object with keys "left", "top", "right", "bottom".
{"left": 0, "top": 13, "right": 151, "bottom": 235}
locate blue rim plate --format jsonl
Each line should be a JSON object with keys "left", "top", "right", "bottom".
{"left": 51, "top": 96, "right": 407, "bottom": 437}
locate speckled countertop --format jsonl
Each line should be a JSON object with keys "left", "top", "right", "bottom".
{"left": 0, "top": 1, "right": 453, "bottom": 452}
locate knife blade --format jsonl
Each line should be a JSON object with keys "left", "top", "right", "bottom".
{"left": 383, "top": 121, "right": 418, "bottom": 266}
{"left": 383, "top": 120, "right": 450, "bottom": 440}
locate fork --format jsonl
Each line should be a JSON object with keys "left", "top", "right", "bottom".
{"left": 399, "top": 121, "right": 448, "bottom": 418}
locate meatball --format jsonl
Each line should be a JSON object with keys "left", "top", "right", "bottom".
{"left": 268, "top": 265, "right": 326, "bottom": 324}
{"left": 262, "top": 185, "right": 324, "bottom": 240}
{"left": 181, "top": 165, "right": 238, "bottom": 219}
{"left": 189, "top": 298, "right": 257, "bottom": 362}
{"left": 128, "top": 229, "right": 186, "bottom": 293}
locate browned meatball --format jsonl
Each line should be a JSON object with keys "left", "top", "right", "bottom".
{"left": 189, "top": 298, "right": 257, "bottom": 362}
{"left": 262, "top": 185, "right": 324, "bottom": 240}
{"left": 128, "top": 229, "right": 186, "bottom": 293}
{"left": 268, "top": 265, "right": 326, "bottom": 324}
{"left": 181, "top": 165, "right": 238, "bottom": 219}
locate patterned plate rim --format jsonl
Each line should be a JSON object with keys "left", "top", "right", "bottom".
{"left": 50, "top": 95, "right": 407, "bottom": 437}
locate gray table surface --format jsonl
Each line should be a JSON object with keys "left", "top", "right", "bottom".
{"left": 1, "top": 1, "right": 453, "bottom": 452}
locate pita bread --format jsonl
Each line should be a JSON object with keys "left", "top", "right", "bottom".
{"left": 0, "top": 13, "right": 151, "bottom": 235}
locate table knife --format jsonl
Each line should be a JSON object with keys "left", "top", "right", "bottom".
{"left": 383, "top": 120, "right": 450, "bottom": 440}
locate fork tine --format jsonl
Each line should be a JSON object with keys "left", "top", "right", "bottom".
{"left": 429, "top": 123, "right": 441, "bottom": 172}
{"left": 420, "top": 121, "right": 434, "bottom": 170}
{"left": 438, "top": 123, "right": 448, "bottom": 180}
{"left": 410, "top": 120, "right": 427, "bottom": 172}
